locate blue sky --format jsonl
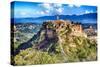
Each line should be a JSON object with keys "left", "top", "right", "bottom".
{"left": 11, "top": 1, "right": 97, "bottom": 18}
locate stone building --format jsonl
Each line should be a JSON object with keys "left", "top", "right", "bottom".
{"left": 53, "top": 20, "right": 71, "bottom": 29}
{"left": 71, "top": 23, "right": 83, "bottom": 33}
{"left": 84, "top": 26, "right": 97, "bottom": 36}
{"left": 71, "top": 23, "right": 87, "bottom": 37}
{"left": 43, "top": 20, "right": 87, "bottom": 37}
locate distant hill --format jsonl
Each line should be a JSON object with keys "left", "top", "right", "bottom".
{"left": 33, "top": 13, "right": 97, "bottom": 20}
{"left": 12, "top": 13, "right": 97, "bottom": 23}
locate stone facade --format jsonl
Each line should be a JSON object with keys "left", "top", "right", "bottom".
{"left": 43, "top": 20, "right": 87, "bottom": 37}
{"left": 71, "top": 24, "right": 83, "bottom": 33}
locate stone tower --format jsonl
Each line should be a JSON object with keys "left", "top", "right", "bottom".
{"left": 57, "top": 15, "right": 59, "bottom": 20}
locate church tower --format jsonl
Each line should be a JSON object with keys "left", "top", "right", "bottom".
{"left": 57, "top": 15, "right": 59, "bottom": 20}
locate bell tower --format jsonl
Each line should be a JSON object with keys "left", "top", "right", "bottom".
{"left": 57, "top": 15, "right": 59, "bottom": 20}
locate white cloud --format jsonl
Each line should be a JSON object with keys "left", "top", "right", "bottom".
{"left": 39, "top": 3, "right": 63, "bottom": 15}
{"left": 45, "top": 10, "right": 50, "bottom": 13}
{"left": 40, "top": 3, "right": 52, "bottom": 10}
{"left": 56, "top": 8, "right": 63, "bottom": 13}
{"left": 35, "top": 11, "right": 49, "bottom": 15}
{"left": 75, "top": 4, "right": 81, "bottom": 7}
{"left": 85, "top": 10, "right": 93, "bottom": 14}
{"left": 39, "top": 3, "right": 63, "bottom": 10}
{"left": 85, "top": 10, "right": 90, "bottom": 13}
{"left": 40, "top": 11, "right": 45, "bottom": 15}
{"left": 20, "top": 12, "right": 27, "bottom": 16}
{"left": 35, "top": 11, "right": 39, "bottom": 14}
{"left": 53, "top": 3, "right": 62, "bottom": 8}
{"left": 56, "top": 4, "right": 62, "bottom": 7}
{"left": 68, "top": 4, "right": 81, "bottom": 8}
{"left": 68, "top": 4, "right": 74, "bottom": 8}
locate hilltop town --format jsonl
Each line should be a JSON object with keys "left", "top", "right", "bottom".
{"left": 11, "top": 19, "right": 97, "bottom": 65}
{"left": 41, "top": 20, "right": 97, "bottom": 39}
{"left": 13, "top": 19, "right": 97, "bottom": 40}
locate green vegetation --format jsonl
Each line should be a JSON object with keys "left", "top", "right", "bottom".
{"left": 14, "top": 48, "right": 64, "bottom": 65}
{"left": 63, "top": 36, "right": 97, "bottom": 62}
{"left": 14, "top": 36, "right": 97, "bottom": 65}
{"left": 12, "top": 21, "right": 97, "bottom": 65}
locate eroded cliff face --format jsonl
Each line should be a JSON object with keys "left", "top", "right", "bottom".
{"left": 15, "top": 20, "right": 93, "bottom": 53}
{"left": 13, "top": 20, "right": 97, "bottom": 65}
